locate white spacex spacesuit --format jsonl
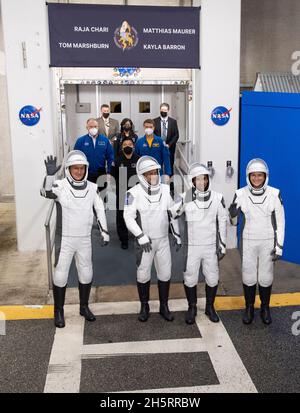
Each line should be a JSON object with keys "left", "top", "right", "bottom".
{"left": 229, "top": 158, "right": 285, "bottom": 325}
{"left": 123, "top": 156, "right": 181, "bottom": 322}
{"left": 41, "top": 151, "right": 109, "bottom": 328}
{"left": 170, "top": 163, "right": 227, "bottom": 324}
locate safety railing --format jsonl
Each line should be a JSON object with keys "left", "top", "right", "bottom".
{"left": 174, "top": 141, "right": 191, "bottom": 190}
{"left": 45, "top": 200, "right": 56, "bottom": 291}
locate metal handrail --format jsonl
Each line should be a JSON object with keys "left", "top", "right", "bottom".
{"left": 176, "top": 142, "right": 190, "bottom": 173}
{"left": 45, "top": 200, "right": 56, "bottom": 291}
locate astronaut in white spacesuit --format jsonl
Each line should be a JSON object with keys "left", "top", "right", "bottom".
{"left": 41, "top": 151, "right": 109, "bottom": 328}
{"left": 229, "top": 158, "right": 285, "bottom": 325}
{"left": 123, "top": 156, "right": 181, "bottom": 322}
{"left": 170, "top": 163, "right": 227, "bottom": 324}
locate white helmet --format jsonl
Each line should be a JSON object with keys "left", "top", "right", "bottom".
{"left": 65, "top": 150, "right": 89, "bottom": 188}
{"left": 136, "top": 156, "right": 161, "bottom": 193}
{"left": 246, "top": 158, "right": 269, "bottom": 195}
{"left": 189, "top": 162, "right": 211, "bottom": 198}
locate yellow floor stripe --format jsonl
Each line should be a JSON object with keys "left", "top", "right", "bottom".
{"left": 0, "top": 293, "right": 299, "bottom": 320}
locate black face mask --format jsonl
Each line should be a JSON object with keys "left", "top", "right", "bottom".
{"left": 102, "top": 113, "right": 109, "bottom": 119}
{"left": 160, "top": 111, "right": 168, "bottom": 118}
{"left": 123, "top": 146, "right": 133, "bottom": 155}
{"left": 123, "top": 126, "right": 131, "bottom": 132}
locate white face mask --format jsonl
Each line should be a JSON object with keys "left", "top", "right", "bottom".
{"left": 145, "top": 128, "right": 154, "bottom": 136}
{"left": 89, "top": 127, "right": 98, "bottom": 137}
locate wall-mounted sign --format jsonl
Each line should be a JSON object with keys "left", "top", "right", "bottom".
{"left": 19, "top": 105, "right": 42, "bottom": 126}
{"left": 211, "top": 106, "right": 232, "bottom": 126}
{"left": 48, "top": 4, "right": 200, "bottom": 69}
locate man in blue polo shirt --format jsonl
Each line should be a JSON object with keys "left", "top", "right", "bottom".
{"left": 74, "top": 118, "right": 114, "bottom": 188}
{"left": 135, "top": 119, "right": 171, "bottom": 180}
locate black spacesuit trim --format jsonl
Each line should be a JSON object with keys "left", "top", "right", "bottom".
{"left": 183, "top": 218, "right": 189, "bottom": 273}
{"left": 54, "top": 202, "right": 63, "bottom": 267}
{"left": 68, "top": 180, "right": 88, "bottom": 191}
{"left": 70, "top": 189, "right": 89, "bottom": 199}
{"left": 146, "top": 193, "right": 162, "bottom": 204}
{"left": 194, "top": 200, "right": 212, "bottom": 210}
{"left": 248, "top": 195, "right": 267, "bottom": 205}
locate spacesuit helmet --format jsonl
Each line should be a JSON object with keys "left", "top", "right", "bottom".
{"left": 136, "top": 156, "right": 161, "bottom": 192}
{"left": 246, "top": 158, "right": 269, "bottom": 195}
{"left": 189, "top": 163, "right": 211, "bottom": 197}
{"left": 65, "top": 150, "right": 89, "bottom": 188}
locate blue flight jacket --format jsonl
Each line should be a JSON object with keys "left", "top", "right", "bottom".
{"left": 74, "top": 133, "right": 114, "bottom": 176}
{"left": 135, "top": 134, "right": 171, "bottom": 176}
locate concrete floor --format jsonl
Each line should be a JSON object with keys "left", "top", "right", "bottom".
{"left": 1, "top": 202, "right": 299, "bottom": 306}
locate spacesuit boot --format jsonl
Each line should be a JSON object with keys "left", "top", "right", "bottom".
{"left": 184, "top": 284, "right": 197, "bottom": 325}
{"left": 259, "top": 284, "right": 272, "bottom": 325}
{"left": 53, "top": 284, "right": 66, "bottom": 328}
{"left": 158, "top": 280, "right": 174, "bottom": 321}
{"left": 137, "top": 281, "right": 150, "bottom": 322}
{"left": 79, "top": 282, "right": 96, "bottom": 322}
{"left": 205, "top": 284, "right": 219, "bottom": 323}
{"left": 242, "top": 284, "right": 256, "bottom": 325}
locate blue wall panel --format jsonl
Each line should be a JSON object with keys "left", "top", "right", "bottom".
{"left": 240, "top": 91, "right": 300, "bottom": 264}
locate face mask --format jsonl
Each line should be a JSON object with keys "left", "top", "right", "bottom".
{"left": 123, "top": 125, "right": 131, "bottom": 132}
{"left": 102, "top": 113, "right": 109, "bottom": 119}
{"left": 145, "top": 128, "right": 154, "bottom": 136}
{"left": 89, "top": 127, "right": 98, "bottom": 136}
{"left": 123, "top": 146, "right": 133, "bottom": 155}
{"left": 160, "top": 111, "right": 168, "bottom": 118}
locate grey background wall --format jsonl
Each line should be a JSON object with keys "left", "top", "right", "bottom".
{"left": 241, "top": 0, "right": 300, "bottom": 86}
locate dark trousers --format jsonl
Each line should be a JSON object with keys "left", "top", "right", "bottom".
{"left": 116, "top": 208, "right": 128, "bottom": 243}
{"left": 169, "top": 145, "right": 176, "bottom": 176}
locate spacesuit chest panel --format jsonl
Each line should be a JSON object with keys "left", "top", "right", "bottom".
{"left": 240, "top": 188, "right": 276, "bottom": 240}
{"left": 59, "top": 181, "right": 95, "bottom": 236}
{"left": 185, "top": 195, "right": 219, "bottom": 245}
{"left": 137, "top": 188, "right": 169, "bottom": 239}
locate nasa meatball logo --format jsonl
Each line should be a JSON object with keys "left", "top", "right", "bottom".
{"left": 19, "top": 105, "right": 42, "bottom": 126}
{"left": 114, "top": 20, "right": 138, "bottom": 51}
{"left": 211, "top": 106, "right": 232, "bottom": 126}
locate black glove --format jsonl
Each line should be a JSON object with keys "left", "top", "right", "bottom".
{"left": 217, "top": 247, "right": 226, "bottom": 261}
{"left": 271, "top": 248, "right": 281, "bottom": 262}
{"left": 228, "top": 202, "right": 240, "bottom": 218}
{"left": 44, "top": 155, "right": 61, "bottom": 176}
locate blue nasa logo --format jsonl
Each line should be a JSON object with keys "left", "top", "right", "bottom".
{"left": 19, "top": 105, "right": 41, "bottom": 126}
{"left": 211, "top": 106, "right": 232, "bottom": 126}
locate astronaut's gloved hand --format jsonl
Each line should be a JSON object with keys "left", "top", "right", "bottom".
{"left": 271, "top": 246, "right": 282, "bottom": 262}
{"left": 171, "top": 233, "right": 182, "bottom": 252}
{"left": 44, "top": 155, "right": 61, "bottom": 176}
{"left": 228, "top": 201, "right": 240, "bottom": 218}
{"left": 99, "top": 231, "right": 110, "bottom": 247}
{"left": 137, "top": 234, "right": 152, "bottom": 253}
{"left": 217, "top": 245, "right": 226, "bottom": 261}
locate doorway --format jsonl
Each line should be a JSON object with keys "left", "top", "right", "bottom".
{"left": 63, "top": 83, "right": 188, "bottom": 150}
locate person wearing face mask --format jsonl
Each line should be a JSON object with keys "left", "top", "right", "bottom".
{"left": 229, "top": 159, "right": 285, "bottom": 326}
{"left": 113, "top": 118, "right": 138, "bottom": 159}
{"left": 123, "top": 156, "right": 181, "bottom": 322}
{"left": 74, "top": 118, "right": 114, "bottom": 198}
{"left": 40, "top": 151, "right": 109, "bottom": 328}
{"left": 169, "top": 163, "right": 227, "bottom": 325}
{"left": 110, "top": 137, "right": 140, "bottom": 249}
{"left": 96, "top": 104, "right": 119, "bottom": 144}
{"left": 135, "top": 119, "right": 171, "bottom": 182}
{"left": 154, "top": 103, "right": 179, "bottom": 177}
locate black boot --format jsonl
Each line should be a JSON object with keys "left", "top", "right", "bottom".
{"left": 53, "top": 284, "right": 66, "bottom": 328}
{"left": 79, "top": 282, "right": 96, "bottom": 322}
{"left": 137, "top": 281, "right": 150, "bottom": 322}
{"left": 242, "top": 284, "right": 256, "bottom": 325}
{"left": 158, "top": 280, "right": 174, "bottom": 321}
{"left": 259, "top": 285, "right": 272, "bottom": 325}
{"left": 205, "top": 284, "right": 219, "bottom": 323}
{"left": 184, "top": 284, "right": 197, "bottom": 325}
